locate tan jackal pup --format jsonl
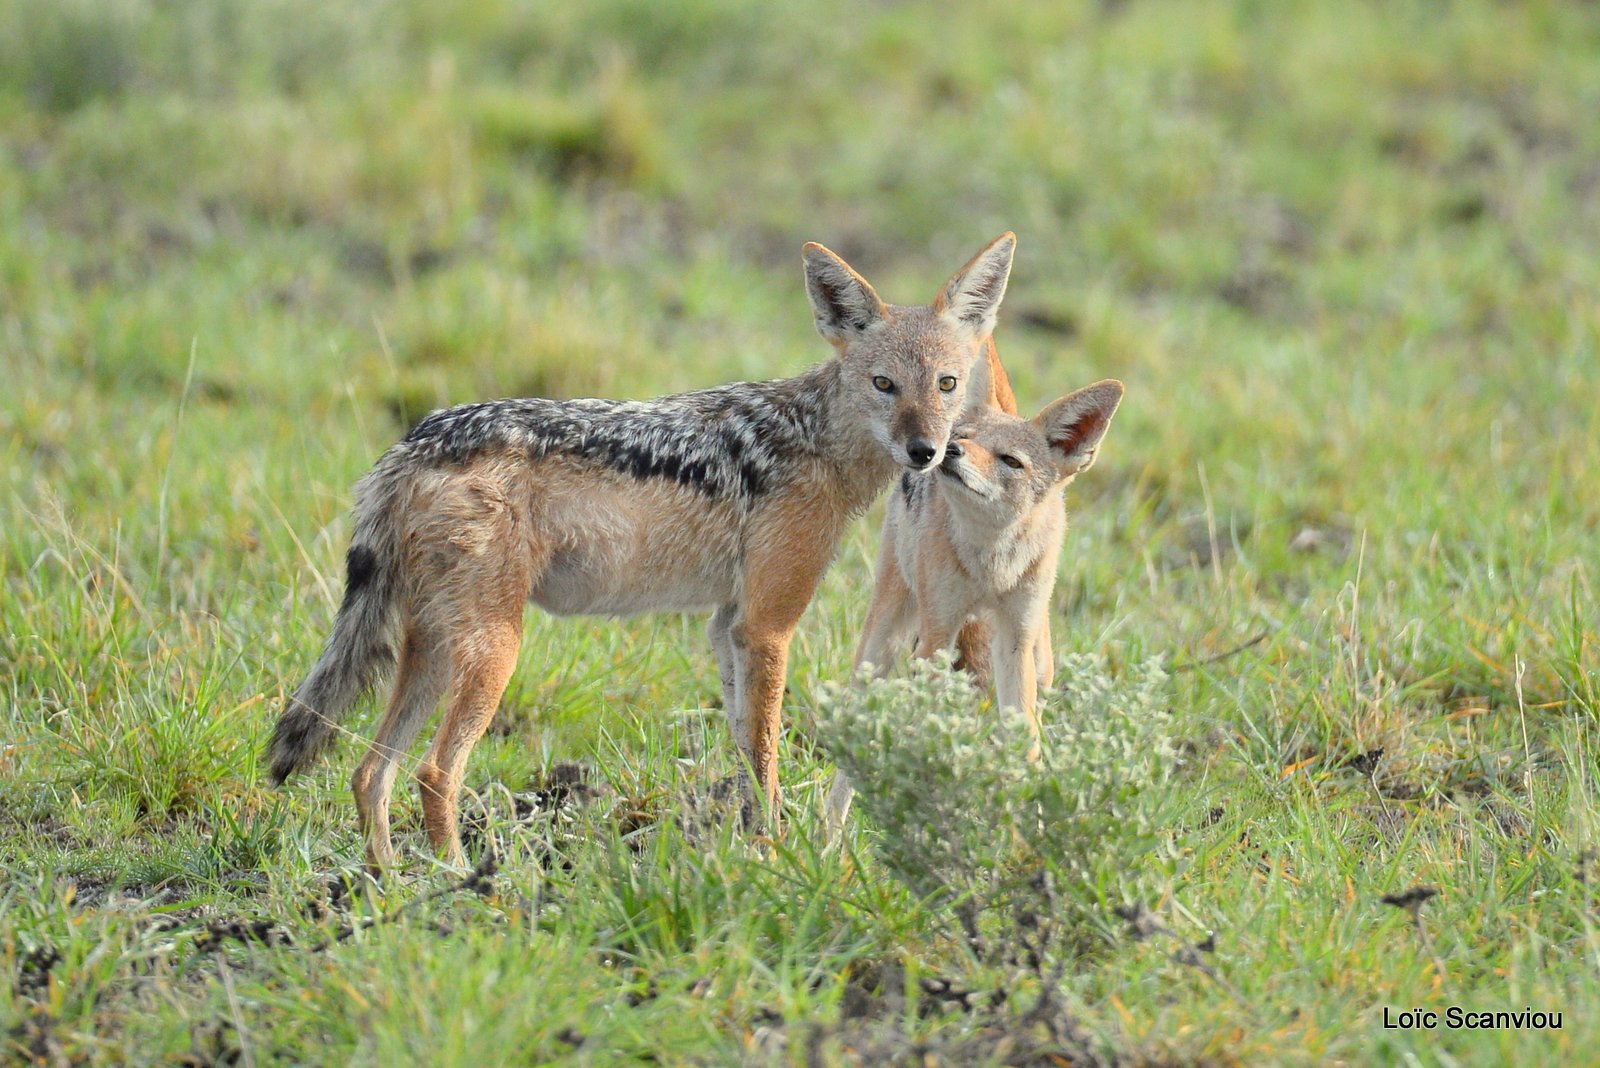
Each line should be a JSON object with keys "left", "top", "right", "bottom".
{"left": 853, "top": 377, "right": 1124, "bottom": 752}
{"left": 267, "top": 233, "right": 1020, "bottom": 871}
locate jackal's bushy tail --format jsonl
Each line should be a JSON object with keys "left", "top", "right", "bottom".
{"left": 267, "top": 466, "right": 406, "bottom": 784}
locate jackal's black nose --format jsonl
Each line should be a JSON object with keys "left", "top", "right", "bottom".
{"left": 907, "top": 438, "right": 937, "bottom": 467}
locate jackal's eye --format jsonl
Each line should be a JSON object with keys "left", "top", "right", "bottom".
{"left": 938, "top": 375, "right": 958, "bottom": 393}
{"left": 1000, "top": 454, "right": 1025, "bottom": 470}
{"left": 872, "top": 375, "right": 895, "bottom": 393}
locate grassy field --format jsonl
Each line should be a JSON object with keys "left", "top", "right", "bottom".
{"left": 3, "top": 0, "right": 1599, "bottom": 1063}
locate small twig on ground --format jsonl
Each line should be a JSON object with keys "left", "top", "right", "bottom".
{"left": 1514, "top": 656, "right": 1535, "bottom": 812}
{"left": 1172, "top": 630, "right": 1273, "bottom": 673}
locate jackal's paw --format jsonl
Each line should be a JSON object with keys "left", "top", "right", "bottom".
{"left": 678, "top": 772, "right": 784, "bottom": 842}
{"left": 716, "top": 771, "right": 765, "bottom": 833}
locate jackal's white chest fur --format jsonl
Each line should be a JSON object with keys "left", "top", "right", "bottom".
{"left": 897, "top": 488, "right": 1066, "bottom": 611}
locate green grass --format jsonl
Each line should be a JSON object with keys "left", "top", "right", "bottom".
{"left": 3, "top": 0, "right": 1599, "bottom": 1062}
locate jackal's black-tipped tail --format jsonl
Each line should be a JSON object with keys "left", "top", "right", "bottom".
{"left": 268, "top": 544, "right": 398, "bottom": 784}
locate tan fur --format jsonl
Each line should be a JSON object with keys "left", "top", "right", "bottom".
{"left": 971, "top": 336, "right": 1019, "bottom": 414}
{"left": 952, "top": 336, "right": 1021, "bottom": 681}
{"left": 829, "top": 378, "right": 1124, "bottom": 836}
{"left": 291, "top": 234, "right": 1020, "bottom": 872}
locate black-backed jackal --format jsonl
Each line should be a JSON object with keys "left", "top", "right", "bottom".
{"left": 825, "top": 377, "right": 1123, "bottom": 834}
{"left": 267, "top": 234, "right": 1019, "bottom": 871}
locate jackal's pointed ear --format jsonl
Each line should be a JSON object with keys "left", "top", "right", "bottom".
{"left": 1035, "top": 379, "right": 1124, "bottom": 474}
{"left": 935, "top": 232, "right": 1016, "bottom": 338}
{"left": 803, "top": 242, "right": 886, "bottom": 344}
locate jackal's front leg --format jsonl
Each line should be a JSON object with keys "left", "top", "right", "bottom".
{"left": 991, "top": 616, "right": 1042, "bottom": 763}
{"left": 1033, "top": 617, "right": 1054, "bottom": 694}
{"left": 730, "top": 623, "right": 793, "bottom": 814}
{"left": 735, "top": 505, "right": 841, "bottom": 824}
{"left": 910, "top": 590, "right": 965, "bottom": 665}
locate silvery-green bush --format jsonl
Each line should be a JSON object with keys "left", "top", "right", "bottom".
{"left": 815, "top": 652, "right": 1178, "bottom": 942}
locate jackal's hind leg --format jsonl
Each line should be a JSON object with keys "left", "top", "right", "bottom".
{"left": 823, "top": 769, "right": 856, "bottom": 845}
{"left": 830, "top": 543, "right": 916, "bottom": 842}
{"left": 854, "top": 542, "right": 915, "bottom": 679}
{"left": 417, "top": 616, "right": 523, "bottom": 868}
{"left": 953, "top": 620, "right": 994, "bottom": 688}
{"left": 708, "top": 604, "right": 743, "bottom": 747}
{"left": 352, "top": 626, "right": 450, "bottom": 874}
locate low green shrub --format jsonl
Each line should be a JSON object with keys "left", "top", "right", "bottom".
{"left": 816, "top": 652, "right": 1180, "bottom": 952}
